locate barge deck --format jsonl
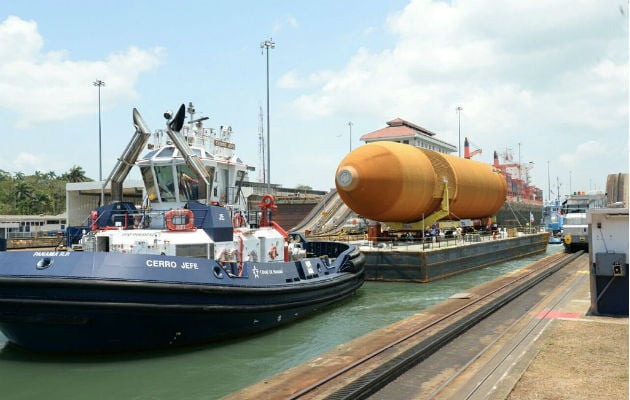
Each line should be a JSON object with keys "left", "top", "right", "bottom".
{"left": 360, "top": 232, "right": 549, "bottom": 282}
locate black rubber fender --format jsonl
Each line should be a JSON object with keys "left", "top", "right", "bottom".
{"left": 340, "top": 251, "right": 366, "bottom": 273}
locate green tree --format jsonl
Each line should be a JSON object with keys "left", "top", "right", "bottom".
{"left": 31, "top": 192, "right": 52, "bottom": 214}
{"left": 14, "top": 181, "right": 33, "bottom": 214}
{"left": 14, "top": 181, "right": 33, "bottom": 202}
{"left": 0, "top": 168, "right": 84, "bottom": 215}
{"left": 0, "top": 169, "right": 11, "bottom": 182}
{"left": 62, "top": 165, "right": 89, "bottom": 183}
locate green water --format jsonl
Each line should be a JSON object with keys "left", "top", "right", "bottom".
{"left": 0, "top": 246, "right": 564, "bottom": 399}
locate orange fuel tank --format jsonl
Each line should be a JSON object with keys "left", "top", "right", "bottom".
{"left": 335, "top": 141, "right": 507, "bottom": 222}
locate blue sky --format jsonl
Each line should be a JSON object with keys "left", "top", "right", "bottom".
{"left": 0, "top": 0, "right": 627, "bottom": 199}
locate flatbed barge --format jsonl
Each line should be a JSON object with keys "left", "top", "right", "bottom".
{"left": 360, "top": 231, "right": 549, "bottom": 282}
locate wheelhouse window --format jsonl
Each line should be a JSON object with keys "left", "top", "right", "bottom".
{"left": 176, "top": 165, "right": 201, "bottom": 201}
{"left": 154, "top": 165, "right": 176, "bottom": 202}
{"left": 156, "top": 147, "right": 175, "bottom": 158}
{"left": 140, "top": 166, "right": 158, "bottom": 202}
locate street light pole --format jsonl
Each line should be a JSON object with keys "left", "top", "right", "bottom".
{"left": 547, "top": 160, "right": 551, "bottom": 201}
{"left": 93, "top": 79, "right": 105, "bottom": 181}
{"left": 260, "top": 39, "right": 275, "bottom": 193}
{"left": 456, "top": 106, "right": 463, "bottom": 157}
{"left": 347, "top": 121, "right": 353, "bottom": 153}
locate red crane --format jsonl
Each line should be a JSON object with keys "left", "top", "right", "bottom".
{"left": 463, "top": 137, "right": 482, "bottom": 159}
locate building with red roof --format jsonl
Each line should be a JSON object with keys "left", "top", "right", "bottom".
{"left": 359, "top": 118, "right": 457, "bottom": 154}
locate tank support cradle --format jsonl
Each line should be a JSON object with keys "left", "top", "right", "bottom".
{"left": 386, "top": 180, "right": 450, "bottom": 231}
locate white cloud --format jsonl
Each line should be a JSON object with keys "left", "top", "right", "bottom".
{"left": 0, "top": 16, "right": 165, "bottom": 128}
{"left": 272, "top": 16, "right": 299, "bottom": 33}
{"left": 277, "top": 70, "right": 336, "bottom": 89}
{"left": 11, "top": 151, "right": 65, "bottom": 174}
{"left": 0, "top": 16, "right": 42, "bottom": 61}
{"left": 289, "top": 0, "right": 627, "bottom": 122}
{"left": 14, "top": 152, "right": 39, "bottom": 169}
{"left": 559, "top": 140, "right": 610, "bottom": 169}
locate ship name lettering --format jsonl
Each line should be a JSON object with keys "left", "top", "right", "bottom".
{"left": 259, "top": 269, "right": 283, "bottom": 275}
{"left": 33, "top": 251, "right": 70, "bottom": 257}
{"left": 146, "top": 260, "right": 177, "bottom": 268}
{"left": 180, "top": 262, "right": 198, "bottom": 270}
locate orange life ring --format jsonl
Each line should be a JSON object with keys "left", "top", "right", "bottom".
{"left": 90, "top": 210, "right": 98, "bottom": 231}
{"left": 165, "top": 209, "right": 195, "bottom": 231}
{"left": 268, "top": 245, "right": 278, "bottom": 260}
{"left": 232, "top": 212, "right": 246, "bottom": 228}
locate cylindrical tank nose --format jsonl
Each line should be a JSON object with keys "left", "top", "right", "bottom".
{"left": 336, "top": 166, "right": 359, "bottom": 191}
{"left": 335, "top": 142, "right": 439, "bottom": 222}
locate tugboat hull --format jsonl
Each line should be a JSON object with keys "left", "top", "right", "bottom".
{"left": 0, "top": 248, "right": 365, "bottom": 353}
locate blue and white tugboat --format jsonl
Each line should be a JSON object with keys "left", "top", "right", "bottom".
{"left": 0, "top": 104, "right": 365, "bottom": 353}
{"left": 542, "top": 197, "right": 564, "bottom": 244}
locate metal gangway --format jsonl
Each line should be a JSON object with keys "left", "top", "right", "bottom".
{"left": 291, "top": 190, "right": 354, "bottom": 235}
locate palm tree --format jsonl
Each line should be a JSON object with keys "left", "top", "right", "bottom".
{"left": 14, "top": 181, "right": 33, "bottom": 203}
{"left": 14, "top": 181, "right": 33, "bottom": 214}
{"left": 31, "top": 192, "right": 52, "bottom": 214}
{"left": 0, "top": 169, "right": 11, "bottom": 182}
{"left": 63, "top": 165, "right": 89, "bottom": 183}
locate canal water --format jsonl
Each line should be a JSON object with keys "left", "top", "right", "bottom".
{"left": 0, "top": 246, "right": 564, "bottom": 399}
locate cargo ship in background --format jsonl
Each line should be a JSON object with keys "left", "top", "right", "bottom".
{"left": 490, "top": 147, "right": 543, "bottom": 229}
{"left": 461, "top": 137, "right": 543, "bottom": 229}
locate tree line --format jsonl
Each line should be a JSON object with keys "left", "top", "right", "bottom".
{"left": 0, "top": 166, "right": 91, "bottom": 215}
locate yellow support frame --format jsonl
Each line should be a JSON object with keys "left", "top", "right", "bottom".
{"left": 385, "top": 180, "right": 450, "bottom": 232}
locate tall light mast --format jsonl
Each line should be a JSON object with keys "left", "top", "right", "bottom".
{"left": 347, "top": 121, "right": 353, "bottom": 153}
{"left": 93, "top": 79, "right": 105, "bottom": 181}
{"left": 456, "top": 106, "right": 463, "bottom": 157}
{"left": 260, "top": 38, "right": 275, "bottom": 193}
{"left": 258, "top": 106, "right": 265, "bottom": 183}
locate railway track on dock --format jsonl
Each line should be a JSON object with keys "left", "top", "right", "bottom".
{"left": 423, "top": 253, "right": 589, "bottom": 400}
{"left": 293, "top": 251, "right": 581, "bottom": 399}
{"left": 229, "top": 251, "right": 582, "bottom": 400}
